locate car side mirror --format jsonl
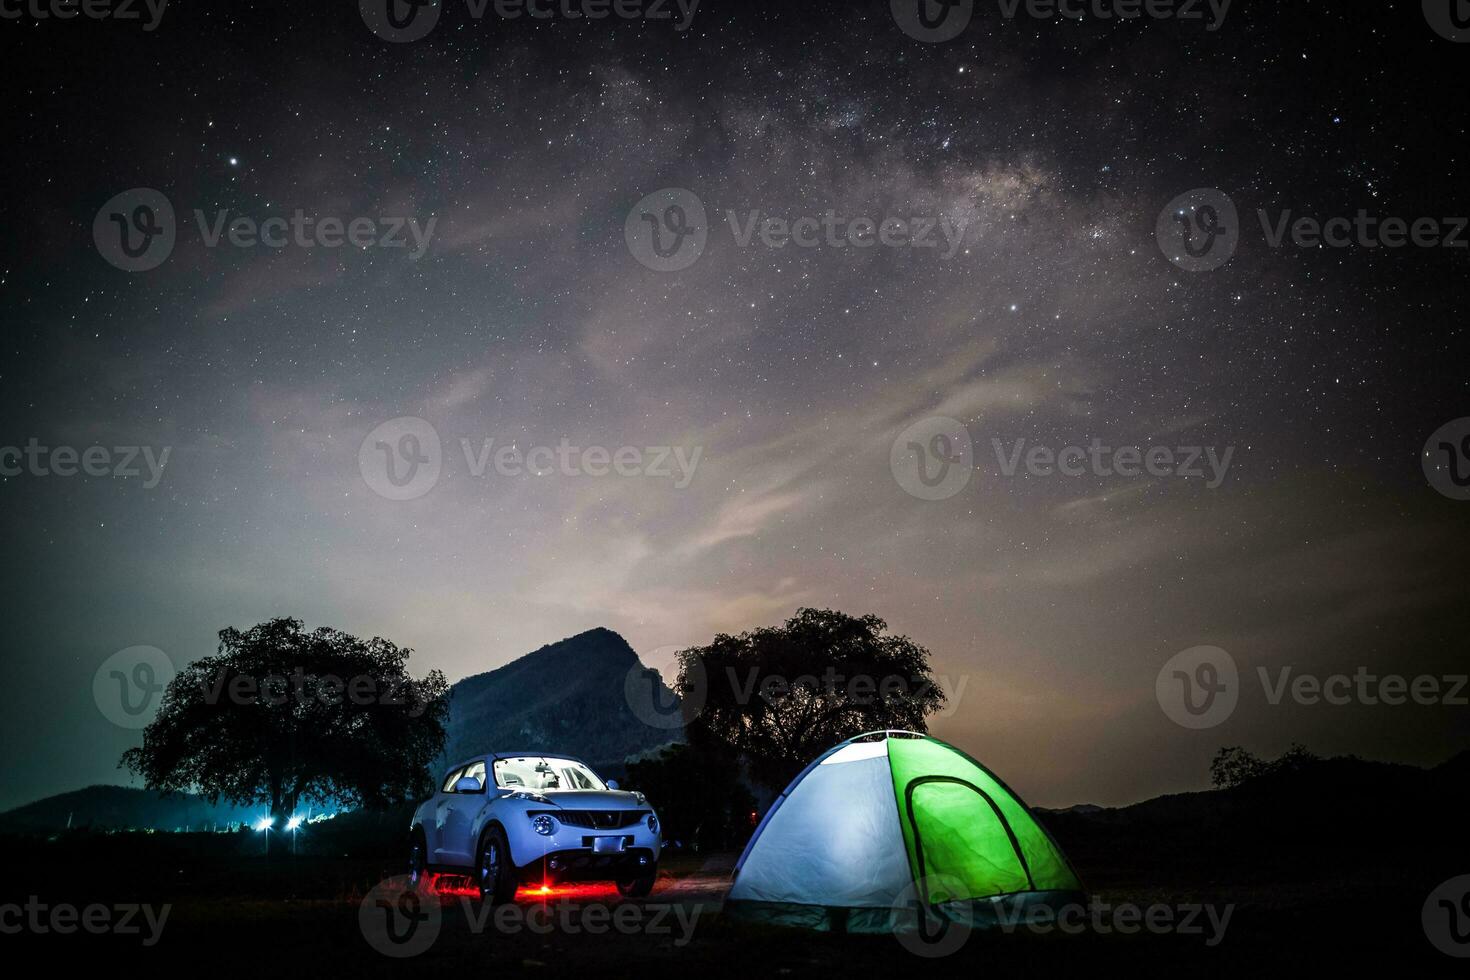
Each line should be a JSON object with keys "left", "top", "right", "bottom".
{"left": 605, "top": 779, "right": 619, "bottom": 790}
{"left": 454, "top": 775, "right": 483, "bottom": 793}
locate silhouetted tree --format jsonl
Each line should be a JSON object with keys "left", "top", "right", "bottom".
{"left": 625, "top": 743, "right": 756, "bottom": 852}
{"left": 1210, "top": 746, "right": 1265, "bottom": 788}
{"left": 677, "top": 608, "right": 946, "bottom": 791}
{"left": 122, "top": 618, "right": 448, "bottom": 855}
{"left": 1211, "top": 743, "right": 1319, "bottom": 789}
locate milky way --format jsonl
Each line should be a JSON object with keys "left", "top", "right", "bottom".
{"left": 2, "top": 1, "right": 1467, "bottom": 810}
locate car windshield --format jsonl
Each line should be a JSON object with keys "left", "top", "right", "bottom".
{"left": 494, "top": 756, "right": 606, "bottom": 792}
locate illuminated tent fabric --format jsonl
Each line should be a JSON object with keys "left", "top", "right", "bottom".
{"left": 725, "top": 732, "right": 1083, "bottom": 932}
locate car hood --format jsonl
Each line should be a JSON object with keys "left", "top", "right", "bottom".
{"left": 535, "top": 790, "right": 646, "bottom": 810}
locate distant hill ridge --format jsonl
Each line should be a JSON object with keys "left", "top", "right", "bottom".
{"left": 0, "top": 785, "right": 259, "bottom": 834}
{"left": 1038, "top": 751, "right": 1470, "bottom": 885}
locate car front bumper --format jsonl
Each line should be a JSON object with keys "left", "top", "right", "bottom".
{"left": 507, "top": 812, "right": 662, "bottom": 873}
{"left": 517, "top": 846, "right": 658, "bottom": 883}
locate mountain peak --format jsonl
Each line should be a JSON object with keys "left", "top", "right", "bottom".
{"left": 441, "top": 628, "right": 678, "bottom": 775}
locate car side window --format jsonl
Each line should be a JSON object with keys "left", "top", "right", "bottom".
{"left": 441, "top": 766, "right": 465, "bottom": 793}
{"left": 462, "top": 761, "right": 486, "bottom": 789}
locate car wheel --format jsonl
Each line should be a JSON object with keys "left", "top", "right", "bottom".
{"left": 616, "top": 862, "right": 657, "bottom": 898}
{"left": 477, "top": 826, "right": 517, "bottom": 904}
{"left": 407, "top": 827, "right": 428, "bottom": 889}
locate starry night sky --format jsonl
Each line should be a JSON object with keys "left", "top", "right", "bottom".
{"left": 1, "top": 1, "right": 1467, "bottom": 812}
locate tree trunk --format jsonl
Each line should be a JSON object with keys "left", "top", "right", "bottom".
{"left": 266, "top": 774, "right": 288, "bottom": 859}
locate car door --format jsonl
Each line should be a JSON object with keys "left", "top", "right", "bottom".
{"left": 429, "top": 765, "right": 463, "bottom": 864}
{"left": 435, "top": 760, "right": 486, "bottom": 867}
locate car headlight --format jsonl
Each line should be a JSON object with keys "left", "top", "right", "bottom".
{"left": 509, "top": 791, "right": 553, "bottom": 805}
{"left": 530, "top": 814, "right": 556, "bottom": 836}
{"left": 632, "top": 791, "right": 647, "bottom": 805}
{"left": 646, "top": 813, "right": 658, "bottom": 833}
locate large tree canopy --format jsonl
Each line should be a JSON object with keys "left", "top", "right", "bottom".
{"left": 677, "top": 608, "right": 946, "bottom": 791}
{"left": 122, "top": 618, "right": 448, "bottom": 842}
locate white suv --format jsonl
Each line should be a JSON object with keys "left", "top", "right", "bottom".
{"left": 409, "top": 752, "right": 661, "bottom": 902}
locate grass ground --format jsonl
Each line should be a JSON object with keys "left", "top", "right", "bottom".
{"left": 1, "top": 821, "right": 1461, "bottom": 977}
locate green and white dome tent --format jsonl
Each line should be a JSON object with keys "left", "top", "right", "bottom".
{"left": 726, "top": 730, "right": 1084, "bottom": 932}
